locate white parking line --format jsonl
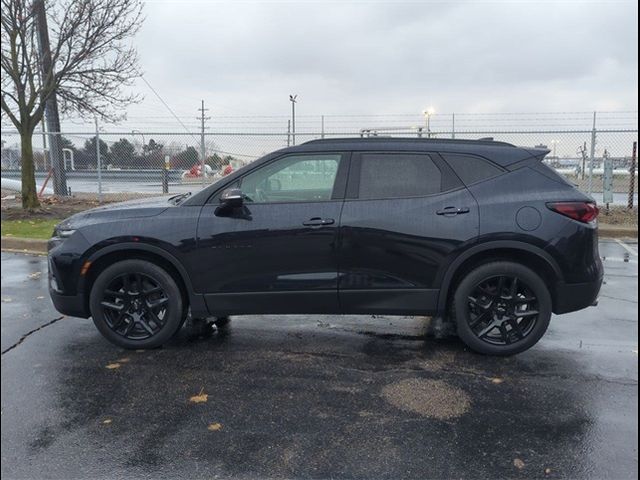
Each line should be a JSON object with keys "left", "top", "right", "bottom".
{"left": 601, "top": 257, "right": 638, "bottom": 264}
{"left": 615, "top": 239, "right": 638, "bottom": 257}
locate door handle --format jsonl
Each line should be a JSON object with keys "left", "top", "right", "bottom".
{"left": 436, "top": 206, "right": 470, "bottom": 216}
{"left": 303, "top": 217, "right": 335, "bottom": 227}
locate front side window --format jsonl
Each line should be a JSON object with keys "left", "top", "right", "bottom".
{"left": 358, "top": 153, "right": 442, "bottom": 199}
{"left": 240, "top": 154, "right": 341, "bottom": 203}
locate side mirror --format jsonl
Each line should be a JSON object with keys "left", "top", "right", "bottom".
{"left": 268, "top": 178, "right": 282, "bottom": 192}
{"left": 219, "top": 188, "right": 244, "bottom": 208}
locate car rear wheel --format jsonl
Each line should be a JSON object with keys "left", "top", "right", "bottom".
{"left": 90, "top": 260, "right": 184, "bottom": 349}
{"left": 453, "top": 261, "right": 552, "bottom": 356}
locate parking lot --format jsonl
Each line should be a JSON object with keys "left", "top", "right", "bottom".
{"left": 1, "top": 240, "right": 637, "bottom": 479}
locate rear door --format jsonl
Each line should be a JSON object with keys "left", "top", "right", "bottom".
{"left": 338, "top": 151, "right": 479, "bottom": 314}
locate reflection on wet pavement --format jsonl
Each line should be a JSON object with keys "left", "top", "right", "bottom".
{"left": 1, "top": 241, "right": 637, "bottom": 479}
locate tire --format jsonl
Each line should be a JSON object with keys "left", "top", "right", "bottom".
{"left": 452, "top": 261, "right": 552, "bottom": 356}
{"left": 89, "top": 260, "right": 184, "bottom": 349}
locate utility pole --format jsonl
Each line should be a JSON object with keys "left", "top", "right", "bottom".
{"left": 132, "top": 130, "right": 146, "bottom": 167}
{"left": 578, "top": 142, "right": 588, "bottom": 180}
{"left": 197, "top": 100, "right": 210, "bottom": 186}
{"left": 289, "top": 95, "right": 297, "bottom": 145}
{"left": 34, "top": 0, "right": 67, "bottom": 196}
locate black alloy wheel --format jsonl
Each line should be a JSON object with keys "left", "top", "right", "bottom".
{"left": 90, "top": 260, "right": 184, "bottom": 349}
{"left": 466, "top": 275, "right": 539, "bottom": 346}
{"left": 100, "top": 272, "right": 169, "bottom": 340}
{"left": 453, "top": 261, "right": 552, "bottom": 356}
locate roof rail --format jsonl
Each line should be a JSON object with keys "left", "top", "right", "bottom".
{"left": 301, "top": 137, "right": 516, "bottom": 147}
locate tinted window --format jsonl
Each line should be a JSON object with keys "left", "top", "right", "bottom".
{"left": 358, "top": 153, "right": 442, "bottom": 199}
{"left": 240, "top": 154, "right": 341, "bottom": 203}
{"left": 443, "top": 153, "right": 504, "bottom": 185}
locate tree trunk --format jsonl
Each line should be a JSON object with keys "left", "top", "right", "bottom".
{"left": 20, "top": 130, "right": 40, "bottom": 209}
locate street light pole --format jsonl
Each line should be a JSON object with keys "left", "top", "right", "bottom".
{"left": 423, "top": 107, "right": 435, "bottom": 138}
{"left": 289, "top": 95, "right": 298, "bottom": 145}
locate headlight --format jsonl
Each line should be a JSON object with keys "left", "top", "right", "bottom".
{"left": 57, "top": 228, "right": 76, "bottom": 238}
{"left": 48, "top": 227, "right": 76, "bottom": 251}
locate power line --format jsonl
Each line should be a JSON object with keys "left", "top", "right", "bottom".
{"left": 139, "top": 75, "right": 199, "bottom": 143}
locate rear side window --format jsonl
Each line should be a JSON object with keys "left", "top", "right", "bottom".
{"left": 358, "top": 153, "right": 442, "bottom": 199}
{"left": 442, "top": 153, "right": 504, "bottom": 186}
{"left": 532, "top": 161, "right": 575, "bottom": 187}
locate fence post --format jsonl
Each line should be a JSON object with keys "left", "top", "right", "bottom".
{"left": 163, "top": 155, "right": 170, "bottom": 194}
{"left": 452, "top": 113, "right": 456, "bottom": 139}
{"left": 587, "top": 111, "right": 597, "bottom": 195}
{"left": 603, "top": 149, "right": 613, "bottom": 211}
{"left": 629, "top": 141, "right": 637, "bottom": 210}
{"left": 41, "top": 122, "right": 48, "bottom": 171}
{"left": 95, "top": 117, "right": 102, "bottom": 203}
{"left": 321, "top": 115, "right": 325, "bottom": 139}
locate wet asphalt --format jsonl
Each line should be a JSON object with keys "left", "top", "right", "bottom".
{"left": 1, "top": 240, "right": 638, "bottom": 480}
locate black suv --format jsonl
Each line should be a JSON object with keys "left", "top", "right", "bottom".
{"left": 48, "top": 138, "right": 603, "bottom": 355}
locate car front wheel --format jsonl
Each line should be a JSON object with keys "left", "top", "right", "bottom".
{"left": 89, "top": 259, "right": 184, "bottom": 349}
{"left": 453, "top": 261, "right": 552, "bottom": 356}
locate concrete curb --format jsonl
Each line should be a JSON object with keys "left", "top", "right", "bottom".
{"left": 1, "top": 225, "right": 637, "bottom": 256}
{"left": 1, "top": 236, "right": 48, "bottom": 254}
{"left": 598, "top": 224, "right": 638, "bottom": 239}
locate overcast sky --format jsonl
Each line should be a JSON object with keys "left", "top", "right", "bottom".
{"left": 122, "top": 0, "right": 638, "bottom": 124}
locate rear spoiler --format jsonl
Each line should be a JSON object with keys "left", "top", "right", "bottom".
{"left": 506, "top": 148, "right": 552, "bottom": 170}
{"left": 523, "top": 148, "right": 551, "bottom": 160}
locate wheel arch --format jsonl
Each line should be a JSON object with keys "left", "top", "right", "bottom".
{"left": 80, "top": 243, "right": 205, "bottom": 317}
{"left": 437, "top": 240, "right": 563, "bottom": 316}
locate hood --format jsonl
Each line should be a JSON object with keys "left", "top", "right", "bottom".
{"left": 58, "top": 196, "right": 174, "bottom": 230}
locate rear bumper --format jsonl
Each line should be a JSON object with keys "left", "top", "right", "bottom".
{"left": 553, "top": 276, "right": 603, "bottom": 314}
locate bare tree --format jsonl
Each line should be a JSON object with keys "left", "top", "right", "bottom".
{"left": 1, "top": 0, "right": 143, "bottom": 208}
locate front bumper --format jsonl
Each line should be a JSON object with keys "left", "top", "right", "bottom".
{"left": 553, "top": 275, "right": 603, "bottom": 314}
{"left": 49, "top": 289, "right": 90, "bottom": 318}
{"left": 48, "top": 244, "right": 90, "bottom": 318}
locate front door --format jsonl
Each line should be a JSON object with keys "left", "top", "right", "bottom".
{"left": 338, "top": 151, "right": 479, "bottom": 314}
{"left": 195, "top": 152, "right": 349, "bottom": 315}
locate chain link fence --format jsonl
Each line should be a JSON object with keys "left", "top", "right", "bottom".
{"left": 1, "top": 113, "right": 637, "bottom": 211}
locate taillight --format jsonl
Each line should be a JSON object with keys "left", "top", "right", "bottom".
{"left": 547, "top": 202, "right": 599, "bottom": 223}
